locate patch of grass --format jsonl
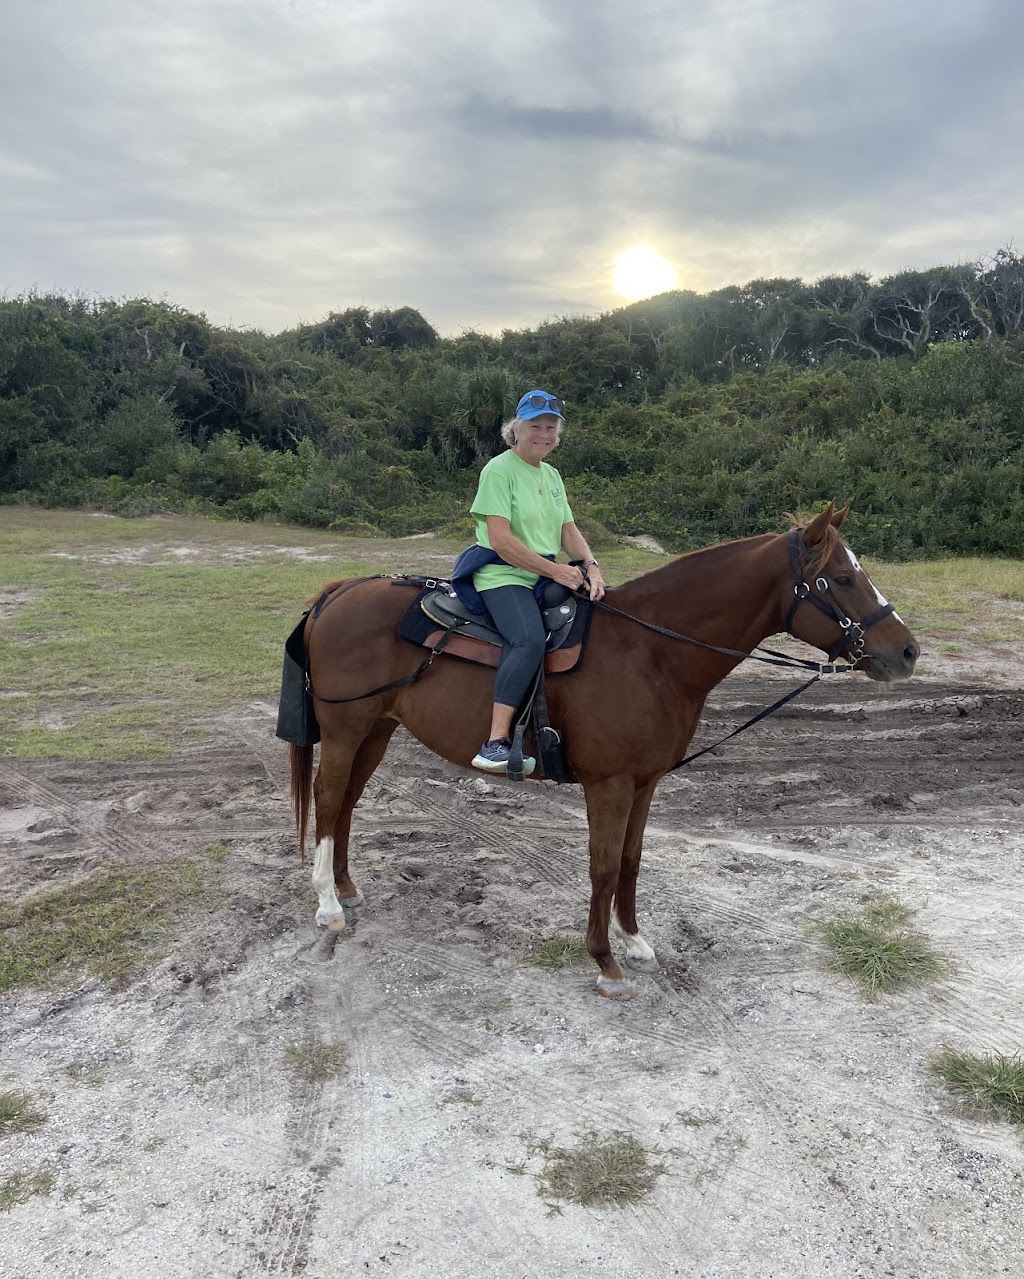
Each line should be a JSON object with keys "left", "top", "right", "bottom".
{"left": 0, "top": 857, "right": 222, "bottom": 993}
{"left": 0, "top": 1169, "right": 54, "bottom": 1212}
{"left": 439, "top": 1087, "right": 482, "bottom": 1108}
{"left": 675, "top": 1108, "right": 720, "bottom": 1129}
{"left": 521, "top": 935, "right": 589, "bottom": 971}
{"left": 63, "top": 1063, "right": 105, "bottom": 1088}
{"left": 978, "top": 624, "right": 1022, "bottom": 644}
{"left": 3, "top": 711, "right": 173, "bottom": 760}
{"left": 205, "top": 842, "right": 229, "bottom": 863}
{"left": 527, "top": 1130, "right": 665, "bottom": 1208}
{"left": 282, "top": 1039, "right": 348, "bottom": 1083}
{"left": 868, "top": 557, "right": 1024, "bottom": 645}
{"left": 932, "top": 1046, "right": 1024, "bottom": 1125}
{"left": 684, "top": 1131, "right": 749, "bottom": 1188}
{"left": 0, "top": 1091, "right": 47, "bottom": 1137}
{"left": 184, "top": 1063, "right": 230, "bottom": 1086}
{"left": 816, "top": 893, "right": 951, "bottom": 1001}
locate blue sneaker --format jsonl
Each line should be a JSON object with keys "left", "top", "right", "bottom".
{"left": 471, "top": 737, "right": 536, "bottom": 776}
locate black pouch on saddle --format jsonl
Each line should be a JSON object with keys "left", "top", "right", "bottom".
{"left": 275, "top": 614, "right": 320, "bottom": 746}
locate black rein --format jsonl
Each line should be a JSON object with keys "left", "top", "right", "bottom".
{"left": 590, "top": 528, "right": 896, "bottom": 768}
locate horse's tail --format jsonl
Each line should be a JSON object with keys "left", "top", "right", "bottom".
{"left": 290, "top": 742, "right": 314, "bottom": 861}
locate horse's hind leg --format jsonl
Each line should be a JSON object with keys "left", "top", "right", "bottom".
{"left": 611, "top": 780, "right": 659, "bottom": 974}
{"left": 331, "top": 719, "right": 397, "bottom": 907}
{"left": 310, "top": 725, "right": 369, "bottom": 931}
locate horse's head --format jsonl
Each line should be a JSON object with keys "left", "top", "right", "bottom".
{"left": 782, "top": 504, "right": 919, "bottom": 682}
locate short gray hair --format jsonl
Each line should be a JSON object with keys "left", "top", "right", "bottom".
{"left": 500, "top": 416, "right": 566, "bottom": 447}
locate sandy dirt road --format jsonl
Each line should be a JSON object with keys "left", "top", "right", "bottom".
{"left": 2, "top": 646, "right": 1023, "bottom": 1278}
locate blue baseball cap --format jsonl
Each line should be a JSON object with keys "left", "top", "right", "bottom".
{"left": 516, "top": 390, "right": 566, "bottom": 422}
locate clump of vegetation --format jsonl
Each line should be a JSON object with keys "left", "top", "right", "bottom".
{"left": 438, "top": 1087, "right": 482, "bottom": 1108}
{"left": 526, "top": 1130, "right": 665, "bottom": 1208}
{"left": 205, "top": 843, "right": 229, "bottom": 862}
{"left": 816, "top": 894, "right": 951, "bottom": 1000}
{"left": 184, "top": 1062, "right": 230, "bottom": 1086}
{"left": 0, "top": 1170, "right": 54, "bottom": 1213}
{"left": 283, "top": 1039, "right": 348, "bottom": 1083}
{"left": 0, "top": 858, "right": 221, "bottom": 992}
{"left": 521, "top": 935, "right": 589, "bottom": 971}
{"left": 932, "top": 1046, "right": 1024, "bottom": 1125}
{"left": 4, "top": 263, "right": 1024, "bottom": 561}
{"left": 63, "top": 1062, "right": 105, "bottom": 1088}
{"left": 0, "top": 1091, "right": 47, "bottom": 1138}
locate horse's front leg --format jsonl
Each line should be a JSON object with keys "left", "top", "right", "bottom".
{"left": 582, "top": 776, "right": 637, "bottom": 1001}
{"left": 611, "top": 780, "right": 659, "bottom": 974}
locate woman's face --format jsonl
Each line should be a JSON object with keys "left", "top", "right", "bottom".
{"left": 514, "top": 413, "right": 560, "bottom": 463}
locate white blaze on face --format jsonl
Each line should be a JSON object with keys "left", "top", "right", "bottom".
{"left": 845, "top": 545, "right": 904, "bottom": 623}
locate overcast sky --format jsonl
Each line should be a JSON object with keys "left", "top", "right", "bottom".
{"left": 2, "top": 0, "right": 1021, "bottom": 335}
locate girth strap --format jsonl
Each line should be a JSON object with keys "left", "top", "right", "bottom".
{"left": 309, "top": 626, "right": 454, "bottom": 704}
{"left": 305, "top": 576, "right": 456, "bottom": 705}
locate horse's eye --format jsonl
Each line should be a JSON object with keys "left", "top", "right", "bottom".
{"left": 833, "top": 575, "right": 853, "bottom": 589}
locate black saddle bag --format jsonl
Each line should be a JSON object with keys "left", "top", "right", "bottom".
{"left": 275, "top": 614, "right": 320, "bottom": 746}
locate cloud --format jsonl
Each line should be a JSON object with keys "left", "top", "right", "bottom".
{"left": 1, "top": 0, "right": 1022, "bottom": 333}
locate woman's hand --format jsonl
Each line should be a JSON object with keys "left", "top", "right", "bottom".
{"left": 550, "top": 562, "right": 588, "bottom": 592}
{"left": 585, "top": 566, "right": 606, "bottom": 601}
{"left": 549, "top": 561, "right": 606, "bottom": 600}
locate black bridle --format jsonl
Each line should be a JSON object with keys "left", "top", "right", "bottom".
{"left": 782, "top": 528, "right": 895, "bottom": 666}
{"left": 592, "top": 527, "right": 899, "bottom": 768}
{"left": 593, "top": 528, "right": 894, "bottom": 677}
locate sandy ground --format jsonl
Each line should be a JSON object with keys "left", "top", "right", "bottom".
{"left": 1, "top": 636, "right": 1023, "bottom": 1278}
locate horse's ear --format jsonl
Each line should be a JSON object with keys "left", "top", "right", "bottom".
{"left": 802, "top": 502, "right": 836, "bottom": 547}
{"left": 830, "top": 503, "right": 850, "bottom": 529}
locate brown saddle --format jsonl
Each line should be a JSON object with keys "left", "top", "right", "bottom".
{"left": 398, "top": 583, "right": 590, "bottom": 674}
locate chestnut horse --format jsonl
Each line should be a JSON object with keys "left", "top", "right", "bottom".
{"left": 289, "top": 504, "right": 919, "bottom": 1000}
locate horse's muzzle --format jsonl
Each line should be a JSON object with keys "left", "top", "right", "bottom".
{"left": 858, "top": 639, "right": 920, "bottom": 682}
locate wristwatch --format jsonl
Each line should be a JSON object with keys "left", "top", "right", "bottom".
{"left": 583, "top": 559, "right": 599, "bottom": 570}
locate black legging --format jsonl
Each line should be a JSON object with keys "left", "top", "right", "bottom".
{"left": 480, "top": 584, "right": 546, "bottom": 711}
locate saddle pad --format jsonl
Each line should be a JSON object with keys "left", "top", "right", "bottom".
{"left": 398, "top": 589, "right": 592, "bottom": 675}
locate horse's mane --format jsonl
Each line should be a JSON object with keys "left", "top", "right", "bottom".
{"left": 786, "top": 514, "right": 840, "bottom": 573}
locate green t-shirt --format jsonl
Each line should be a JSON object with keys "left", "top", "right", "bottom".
{"left": 470, "top": 449, "right": 574, "bottom": 592}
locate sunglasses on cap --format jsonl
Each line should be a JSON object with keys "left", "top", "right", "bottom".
{"left": 525, "top": 393, "right": 565, "bottom": 413}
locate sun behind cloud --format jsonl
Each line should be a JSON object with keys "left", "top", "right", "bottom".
{"left": 612, "top": 245, "right": 677, "bottom": 300}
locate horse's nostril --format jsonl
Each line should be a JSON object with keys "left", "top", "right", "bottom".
{"left": 904, "top": 643, "right": 920, "bottom": 663}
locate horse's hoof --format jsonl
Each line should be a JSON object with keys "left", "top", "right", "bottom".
{"left": 624, "top": 953, "right": 660, "bottom": 975}
{"left": 596, "top": 975, "right": 637, "bottom": 1002}
{"left": 315, "top": 908, "right": 347, "bottom": 932}
{"left": 339, "top": 890, "right": 365, "bottom": 909}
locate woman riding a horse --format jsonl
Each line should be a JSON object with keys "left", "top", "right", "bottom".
{"left": 457, "top": 389, "right": 606, "bottom": 776}
{"left": 288, "top": 496, "right": 919, "bottom": 1000}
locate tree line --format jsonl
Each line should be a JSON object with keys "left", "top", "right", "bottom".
{"left": 1, "top": 246, "right": 1022, "bottom": 558}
